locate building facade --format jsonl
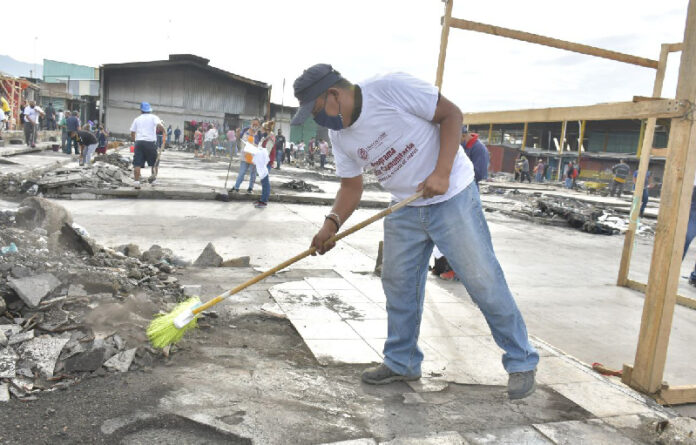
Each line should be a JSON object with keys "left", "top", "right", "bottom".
{"left": 101, "top": 54, "right": 270, "bottom": 137}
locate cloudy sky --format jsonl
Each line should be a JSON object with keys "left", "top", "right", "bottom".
{"left": 5, "top": 0, "right": 689, "bottom": 112}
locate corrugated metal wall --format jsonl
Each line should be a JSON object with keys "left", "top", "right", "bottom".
{"left": 104, "top": 65, "right": 268, "bottom": 135}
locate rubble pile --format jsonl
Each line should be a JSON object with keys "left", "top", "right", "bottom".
{"left": 0, "top": 197, "right": 189, "bottom": 402}
{"left": 38, "top": 159, "right": 134, "bottom": 198}
{"left": 280, "top": 179, "right": 324, "bottom": 193}
{"left": 93, "top": 152, "right": 131, "bottom": 170}
{"left": 482, "top": 187, "right": 655, "bottom": 236}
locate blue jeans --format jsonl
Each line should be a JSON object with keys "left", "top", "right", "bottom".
{"left": 535, "top": 172, "right": 543, "bottom": 183}
{"left": 683, "top": 186, "right": 696, "bottom": 261}
{"left": 564, "top": 177, "right": 573, "bottom": 188}
{"left": 381, "top": 183, "right": 539, "bottom": 376}
{"left": 260, "top": 163, "right": 271, "bottom": 203}
{"left": 233, "top": 161, "right": 256, "bottom": 191}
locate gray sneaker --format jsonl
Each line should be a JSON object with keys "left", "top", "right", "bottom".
{"left": 361, "top": 363, "right": 420, "bottom": 385}
{"left": 507, "top": 369, "right": 536, "bottom": 399}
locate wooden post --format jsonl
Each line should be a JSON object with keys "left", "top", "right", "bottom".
{"left": 557, "top": 121, "right": 567, "bottom": 181}
{"left": 628, "top": 0, "right": 696, "bottom": 394}
{"left": 487, "top": 123, "right": 493, "bottom": 143}
{"left": 521, "top": 122, "right": 528, "bottom": 150}
{"left": 617, "top": 43, "right": 671, "bottom": 287}
{"left": 435, "top": 0, "right": 453, "bottom": 90}
{"left": 636, "top": 120, "right": 647, "bottom": 158}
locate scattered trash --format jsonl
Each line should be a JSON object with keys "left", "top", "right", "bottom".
{"left": 0, "top": 243, "right": 17, "bottom": 255}
{"left": 280, "top": 179, "right": 324, "bottom": 193}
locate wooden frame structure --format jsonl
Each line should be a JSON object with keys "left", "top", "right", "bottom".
{"left": 435, "top": 0, "right": 696, "bottom": 405}
{"left": 0, "top": 74, "right": 31, "bottom": 130}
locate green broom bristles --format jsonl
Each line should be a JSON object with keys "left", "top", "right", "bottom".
{"left": 147, "top": 296, "right": 201, "bottom": 349}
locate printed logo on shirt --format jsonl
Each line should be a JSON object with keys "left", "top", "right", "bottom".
{"left": 371, "top": 142, "right": 418, "bottom": 182}
{"left": 358, "top": 148, "right": 368, "bottom": 160}
{"left": 357, "top": 132, "right": 388, "bottom": 160}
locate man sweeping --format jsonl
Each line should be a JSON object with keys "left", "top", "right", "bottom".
{"left": 292, "top": 64, "right": 539, "bottom": 399}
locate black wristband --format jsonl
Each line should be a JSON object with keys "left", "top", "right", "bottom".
{"left": 325, "top": 216, "right": 340, "bottom": 231}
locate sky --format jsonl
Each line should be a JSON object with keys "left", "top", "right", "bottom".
{"left": 4, "top": 0, "right": 690, "bottom": 113}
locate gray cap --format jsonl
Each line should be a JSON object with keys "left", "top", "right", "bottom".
{"left": 291, "top": 63, "right": 343, "bottom": 126}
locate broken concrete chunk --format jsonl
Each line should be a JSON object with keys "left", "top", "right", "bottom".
{"left": 0, "top": 382, "right": 9, "bottom": 402}
{"left": 17, "top": 336, "right": 70, "bottom": 378}
{"left": 59, "top": 222, "right": 98, "bottom": 255}
{"left": 0, "top": 296, "right": 5, "bottom": 313}
{"left": 221, "top": 256, "right": 251, "bottom": 268}
{"left": 0, "top": 347, "right": 18, "bottom": 378}
{"left": 64, "top": 348, "right": 106, "bottom": 373}
{"left": 193, "top": 242, "right": 223, "bottom": 267}
{"left": 182, "top": 285, "right": 202, "bottom": 297}
{"left": 141, "top": 244, "right": 171, "bottom": 263}
{"left": 103, "top": 348, "right": 137, "bottom": 373}
{"left": 8, "top": 273, "right": 61, "bottom": 308}
{"left": 15, "top": 197, "right": 73, "bottom": 235}
{"left": 0, "top": 331, "right": 6, "bottom": 347}
{"left": 67, "top": 284, "right": 88, "bottom": 297}
{"left": 7, "top": 330, "right": 34, "bottom": 346}
{"left": 0, "top": 325, "right": 22, "bottom": 338}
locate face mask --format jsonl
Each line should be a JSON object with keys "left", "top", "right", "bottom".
{"left": 313, "top": 93, "right": 343, "bottom": 130}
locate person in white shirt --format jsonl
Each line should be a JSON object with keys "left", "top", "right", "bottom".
{"left": 23, "top": 101, "right": 43, "bottom": 148}
{"left": 129, "top": 102, "right": 165, "bottom": 188}
{"left": 292, "top": 64, "right": 539, "bottom": 399}
{"left": 204, "top": 125, "right": 218, "bottom": 159}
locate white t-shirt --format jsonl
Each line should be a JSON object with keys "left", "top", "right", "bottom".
{"left": 130, "top": 113, "right": 162, "bottom": 142}
{"left": 205, "top": 128, "right": 218, "bottom": 142}
{"left": 329, "top": 72, "right": 474, "bottom": 206}
{"left": 23, "top": 106, "right": 40, "bottom": 124}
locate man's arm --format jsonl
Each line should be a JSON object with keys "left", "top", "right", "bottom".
{"left": 418, "top": 95, "right": 463, "bottom": 199}
{"left": 311, "top": 175, "right": 363, "bottom": 255}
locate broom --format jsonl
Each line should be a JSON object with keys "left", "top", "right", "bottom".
{"left": 147, "top": 190, "right": 424, "bottom": 348}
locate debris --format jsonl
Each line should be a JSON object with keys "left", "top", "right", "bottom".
{"left": 18, "top": 336, "right": 70, "bottom": 378}
{"left": 592, "top": 362, "right": 623, "bottom": 377}
{"left": 280, "top": 179, "right": 324, "bottom": 192}
{"left": 374, "top": 241, "right": 384, "bottom": 277}
{"left": 141, "top": 245, "right": 172, "bottom": 264}
{"left": 0, "top": 347, "right": 18, "bottom": 378}
{"left": 7, "top": 330, "right": 34, "bottom": 346}
{"left": 221, "top": 256, "right": 251, "bottom": 268}
{"left": 193, "top": 242, "right": 223, "bottom": 267}
{"left": 8, "top": 273, "right": 62, "bottom": 308}
{"left": 0, "top": 295, "right": 5, "bottom": 313}
{"left": 0, "top": 330, "right": 6, "bottom": 347}
{"left": 1, "top": 242, "right": 18, "bottom": 255}
{"left": 59, "top": 222, "right": 98, "bottom": 255}
{"left": 260, "top": 303, "right": 286, "bottom": 319}
{"left": 103, "top": 348, "right": 136, "bottom": 372}
{"left": 0, "top": 382, "right": 9, "bottom": 402}
{"left": 64, "top": 348, "right": 106, "bottom": 373}
{"left": 15, "top": 197, "right": 73, "bottom": 235}
{"left": 181, "top": 285, "right": 202, "bottom": 297}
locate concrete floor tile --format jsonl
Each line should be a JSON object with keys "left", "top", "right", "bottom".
{"left": 424, "top": 301, "right": 478, "bottom": 318}
{"left": 462, "top": 426, "right": 553, "bottom": 444}
{"left": 334, "top": 302, "right": 387, "bottom": 320}
{"left": 362, "top": 337, "right": 385, "bottom": 358}
{"left": 293, "top": 319, "right": 362, "bottom": 340}
{"left": 269, "top": 287, "right": 320, "bottom": 305}
{"left": 320, "top": 439, "right": 377, "bottom": 445}
{"left": 406, "top": 378, "right": 449, "bottom": 393}
{"left": 535, "top": 356, "right": 599, "bottom": 385}
{"left": 426, "top": 285, "right": 464, "bottom": 303}
{"left": 304, "top": 339, "right": 382, "bottom": 365}
{"left": 549, "top": 381, "right": 653, "bottom": 418}
{"left": 306, "top": 277, "right": 358, "bottom": 290}
{"left": 317, "top": 288, "right": 374, "bottom": 303}
{"left": 421, "top": 360, "right": 449, "bottom": 378}
{"left": 423, "top": 336, "right": 507, "bottom": 385}
{"left": 346, "top": 319, "right": 388, "bottom": 339}
{"left": 271, "top": 280, "right": 314, "bottom": 291}
{"left": 533, "top": 419, "right": 638, "bottom": 445}
{"left": 601, "top": 412, "right": 667, "bottom": 431}
{"left": 419, "top": 319, "right": 467, "bottom": 338}
{"left": 379, "top": 430, "right": 467, "bottom": 444}
{"left": 280, "top": 304, "right": 344, "bottom": 322}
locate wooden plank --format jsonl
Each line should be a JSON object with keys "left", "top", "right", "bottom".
{"left": 651, "top": 148, "right": 669, "bottom": 157}
{"left": 448, "top": 18, "right": 659, "bottom": 69}
{"left": 435, "top": 0, "right": 453, "bottom": 90}
{"left": 487, "top": 123, "right": 493, "bottom": 143}
{"left": 658, "top": 385, "right": 696, "bottom": 405}
{"left": 625, "top": 279, "right": 696, "bottom": 310}
{"left": 667, "top": 42, "right": 684, "bottom": 52}
{"left": 631, "top": 0, "right": 696, "bottom": 394}
{"left": 462, "top": 99, "right": 684, "bottom": 125}
{"left": 577, "top": 120, "right": 586, "bottom": 167}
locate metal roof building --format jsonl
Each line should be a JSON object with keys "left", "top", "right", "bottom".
{"left": 101, "top": 54, "right": 270, "bottom": 135}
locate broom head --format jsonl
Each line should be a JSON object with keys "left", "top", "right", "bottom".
{"left": 147, "top": 297, "right": 201, "bottom": 348}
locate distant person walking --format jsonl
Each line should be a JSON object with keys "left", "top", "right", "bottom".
{"left": 254, "top": 121, "right": 276, "bottom": 208}
{"left": 610, "top": 159, "right": 630, "bottom": 197}
{"left": 65, "top": 111, "right": 81, "bottom": 154}
{"left": 129, "top": 102, "right": 165, "bottom": 189}
{"left": 534, "top": 159, "right": 545, "bottom": 183}
{"left": 227, "top": 127, "right": 237, "bottom": 157}
{"left": 564, "top": 161, "right": 577, "bottom": 189}
{"left": 318, "top": 138, "right": 329, "bottom": 169}
{"left": 194, "top": 127, "right": 203, "bottom": 157}
{"left": 519, "top": 156, "right": 531, "bottom": 183}
{"left": 174, "top": 126, "right": 181, "bottom": 144}
{"left": 231, "top": 119, "right": 261, "bottom": 193}
{"left": 45, "top": 102, "right": 56, "bottom": 130}
{"left": 204, "top": 125, "right": 218, "bottom": 158}
{"left": 166, "top": 125, "right": 173, "bottom": 147}
{"left": 274, "top": 129, "right": 286, "bottom": 169}
{"left": 96, "top": 125, "right": 109, "bottom": 155}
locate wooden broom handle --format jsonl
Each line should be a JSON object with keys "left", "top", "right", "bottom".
{"left": 193, "top": 191, "right": 424, "bottom": 315}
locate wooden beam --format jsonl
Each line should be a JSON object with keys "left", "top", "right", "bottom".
{"left": 577, "top": 120, "right": 586, "bottom": 167}
{"left": 462, "top": 99, "right": 684, "bottom": 125}
{"left": 666, "top": 42, "right": 684, "bottom": 52}
{"left": 448, "top": 18, "right": 659, "bottom": 69}
{"left": 624, "top": 279, "right": 696, "bottom": 310}
{"left": 630, "top": 0, "right": 696, "bottom": 394}
{"left": 487, "top": 123, "right": 493, "bottom": 143}
{"left": 521, "top": 122, "right": 528, "bottom": 150}
{"left": 557, "top": 121, "right": 567, "bottom": 181}
{"left": 651, "top": 148, "right": 669, "bottom": 157}
{"left": 435, "top": 0, "right": 453, "bottom": 90}
{"left": 658, "top": 385, "right": 696, "bottom": 405}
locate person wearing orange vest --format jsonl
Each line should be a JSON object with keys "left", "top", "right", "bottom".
{"left": 230, "top": 119, "right": 261, "bottom": 193}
